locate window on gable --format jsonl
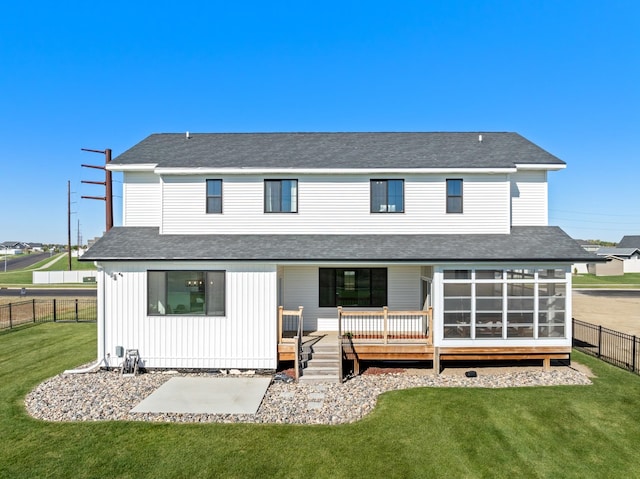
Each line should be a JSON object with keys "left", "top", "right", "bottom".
{"left": 319, "top": 268, "right": 387, "bottom": 307}
{"left": 371, "top": 179, "right": 404, "bottom": 213}
{"left": 148, "top": 270, "right": 225, "bottom": 316}
{"left": 265, "top": 179, "right": 298, "bottom": 213}
{"left": 446, "top": 179, "right": 463, "bottom": 213}
{"left": 206, "top": 179, "right": 222, "bottom": 214}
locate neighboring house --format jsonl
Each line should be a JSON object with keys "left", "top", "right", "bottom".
{"left": 595, "top": 247, "right": 640, "bottom": 273}
{"left": 1, "top": 241, "right": 24, "bottom": 255}
{"left": 588, "top": 255, "right": 625, "bottom": 276}
{"left": 618, "top": 236, "right": 640, "bottom": 249}
{"left": 574, "top": 239, "right": 601, "bottom": 253}
{"left": 82, "top": 132, "right": 597, "bottom": 373}
{"left": 572, "top": 239, "right": 599, "bottom": 274}
{"left": 25, "top": 242, "right": 45, "bottom": 252}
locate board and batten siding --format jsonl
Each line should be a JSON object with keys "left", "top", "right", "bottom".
{"left": 158, "top": 174, "right": 511, "bottom": 235}
{"left": 281, "top": 265, "right": 422, "bottom": 331}
{"left": 510, "top": 171, "right": 548, "bottom": 226}
{"left": 98, "top": 261, "right": 278, "bottom": 369}
{"left": 122, "top": 172, "right": 161, "bottom": 227}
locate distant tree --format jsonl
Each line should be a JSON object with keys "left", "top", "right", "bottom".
{"left": 586, "top": 239, "right": 617, "bottom": 247}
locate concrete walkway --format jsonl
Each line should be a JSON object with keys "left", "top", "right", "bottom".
{"left": 130, "top": 376, "right": 272, "bottom": 414}
{"left": 33, "top": 253, "right": 67, "bottom": 270}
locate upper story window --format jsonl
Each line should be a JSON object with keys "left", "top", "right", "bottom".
{"left": 371, "top": 179, "right": 404, "bottom": 213}
{"left": 446, "top": 179, "right": 463, "bottom": 213}
{"left": 265, "top": 179, "right": 298, "bottom": 213}
{"left": 206, "top": 179, "right": 222, "bottom": 214}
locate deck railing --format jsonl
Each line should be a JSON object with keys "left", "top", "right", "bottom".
{"left": 337, "top": 306, "right": 433, "bottom": 344}
{"left": 278, "top": 306, "right": 304, "bottom": 379}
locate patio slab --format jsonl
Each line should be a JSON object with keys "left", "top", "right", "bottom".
{"left": 130, "top": 376, "right": 271, "bottom": 414}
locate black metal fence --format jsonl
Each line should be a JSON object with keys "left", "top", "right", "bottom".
{"left": 573, "top": 318, "right": 640, "bottom": 375}
{"left": 0, "top": 299, "right": 97, "bottom": 331}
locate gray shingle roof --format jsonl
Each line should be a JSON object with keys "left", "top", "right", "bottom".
{"left": 82, "top": 226, "right": 596, "bottom": 263}
{"left": 111, "top": 132, "right": 564, "bottom": 169}
{"left": 618, "top": 236, "right": 640, "bottom": 249}
{"left": 596, "top": 247, "right": 640, "bottom": 257}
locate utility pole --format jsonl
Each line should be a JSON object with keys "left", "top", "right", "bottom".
{"left": 81, "top": 148, "right": 113, "bottom": 232}
{"left": 67, "top": 180, "right": 72, "bottom": 271}
{"left": 77, "top": 219, "right": 81, "bottom": 255}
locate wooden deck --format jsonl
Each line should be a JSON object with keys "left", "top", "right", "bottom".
{"left": 277, "top": 306, "right": 572, "bottom": 379}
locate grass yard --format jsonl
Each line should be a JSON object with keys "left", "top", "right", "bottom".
{"left": 0, "top": 253, "right": 96, "bottom": 287}
{"left": 572, "top": 273, "right": 640, "bottom": 288}
{"left": 2, "top": 324, "right": 640, "bottom": 478}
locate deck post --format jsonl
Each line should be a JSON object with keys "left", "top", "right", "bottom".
{"left": 338, "top": 335, "right": 343, "bottom": 383}
{"left": 294, "top": 335, "right": 300, "bottom": 380}
{"left": 434, "top": 346, "right": 441, "bottom": 374}
{"left": 337, "top": 306, "right": 343, "bottom": 337}
{"left": 383, "top": 306, "right": 388, "bottom": 344}
{"left": 277, "top": 305, "right": 283, "bottom": 344}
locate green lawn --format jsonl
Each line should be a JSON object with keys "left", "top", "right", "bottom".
{"left": 0, "top": 253, "right": 96, "bottom": 287}
{"left": 2, "top": 324, "right": 640, "bottom": 478}
{"left": 573, "top": 273, "right": 640, "bottom": 288}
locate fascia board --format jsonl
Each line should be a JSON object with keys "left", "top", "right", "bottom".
{"left": 153, "top": 167, "right": 517, "bottom": 176}
{"left": 515, "top": 163, "right": 566, "bottom": 171}
{"left": 107, "top": 163, "right": 157, "bottom": 172}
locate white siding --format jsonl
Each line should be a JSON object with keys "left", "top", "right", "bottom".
{"left": 99, "top": 261, "right": 277, "bottom": 370}
{"left": 123, "top": 172, "right": 161, "bottom": 227}
{"left": 160, "top": 174, "right": 511, "bottom": 235}
{"left": 510, "top": 171, "right": 548, "bottom": 226}
{"left": 623, "top": 255, "right": 640, "bottom": 273}
{"left": 281, "top": 265, "right": 422, "bottom": 331}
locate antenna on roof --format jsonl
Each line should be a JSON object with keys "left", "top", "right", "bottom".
{"left": 186, "top": 131, "right": 191, "bottom": 139}
{"left": 478, "top": 134, "right": 483, "bottom": 142}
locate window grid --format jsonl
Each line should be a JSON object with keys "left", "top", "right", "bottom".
{"left": 442, "top": 268, "right": 567, "bottom": 340}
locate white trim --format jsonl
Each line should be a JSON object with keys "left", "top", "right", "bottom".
{"left": 107, "top": 163, "right": 157, "bottom": 171}
{"left": 515, "top": 163, "right": 566, "bottom": 171}
{"left": 110, "top": 164, "right": 565, "bottom": 174}
{"left": 152, "top": 167, "right": 518, "bottom": 175}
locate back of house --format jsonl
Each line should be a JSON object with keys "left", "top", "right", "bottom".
{"left": 82, "top": 132, "right": 596, "bottom": 372}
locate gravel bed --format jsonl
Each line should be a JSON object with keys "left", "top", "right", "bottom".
{"left": 25, "top": 366, "right": 591, "bottom": 424}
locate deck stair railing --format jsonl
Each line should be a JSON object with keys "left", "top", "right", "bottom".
{"left": 337, "top": 306, "right": 432, "bottom": 344}
{"left": 278, "top": 306, "right": 304, "bottom": 379}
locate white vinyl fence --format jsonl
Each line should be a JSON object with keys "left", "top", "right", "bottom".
{"left": 32, "top": 271, "right": 97, "bottom": 284}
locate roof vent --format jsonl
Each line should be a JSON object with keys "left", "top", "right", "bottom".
{"left": 478, "top": 134, "right": 483, "bottom": 142}
{"left": 186, "top": 131, "right": 191, "bottom": 139}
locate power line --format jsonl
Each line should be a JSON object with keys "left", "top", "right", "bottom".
{"left": 549, "top": 208, "right": 634, "bottom": 218}
{"left": 550, "top": 216, "right": 635, "bottom": 225}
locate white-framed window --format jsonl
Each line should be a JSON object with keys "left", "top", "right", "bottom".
{"left": 148, "top": 270, "right": 225, "bottom": 316}
{"left": 265, "top": 179, "right": 298, "bottom": 213}
{"left": 442, "top": 268, "right": 567, "bottom": 339}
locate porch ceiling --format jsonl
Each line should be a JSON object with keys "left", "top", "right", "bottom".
{"left": 82, "top": 226, "right": 598, "bottom": 263}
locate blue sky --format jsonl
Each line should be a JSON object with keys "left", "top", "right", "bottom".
{"left": 1, "top": 1, "right": 638, "bottom": 244}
